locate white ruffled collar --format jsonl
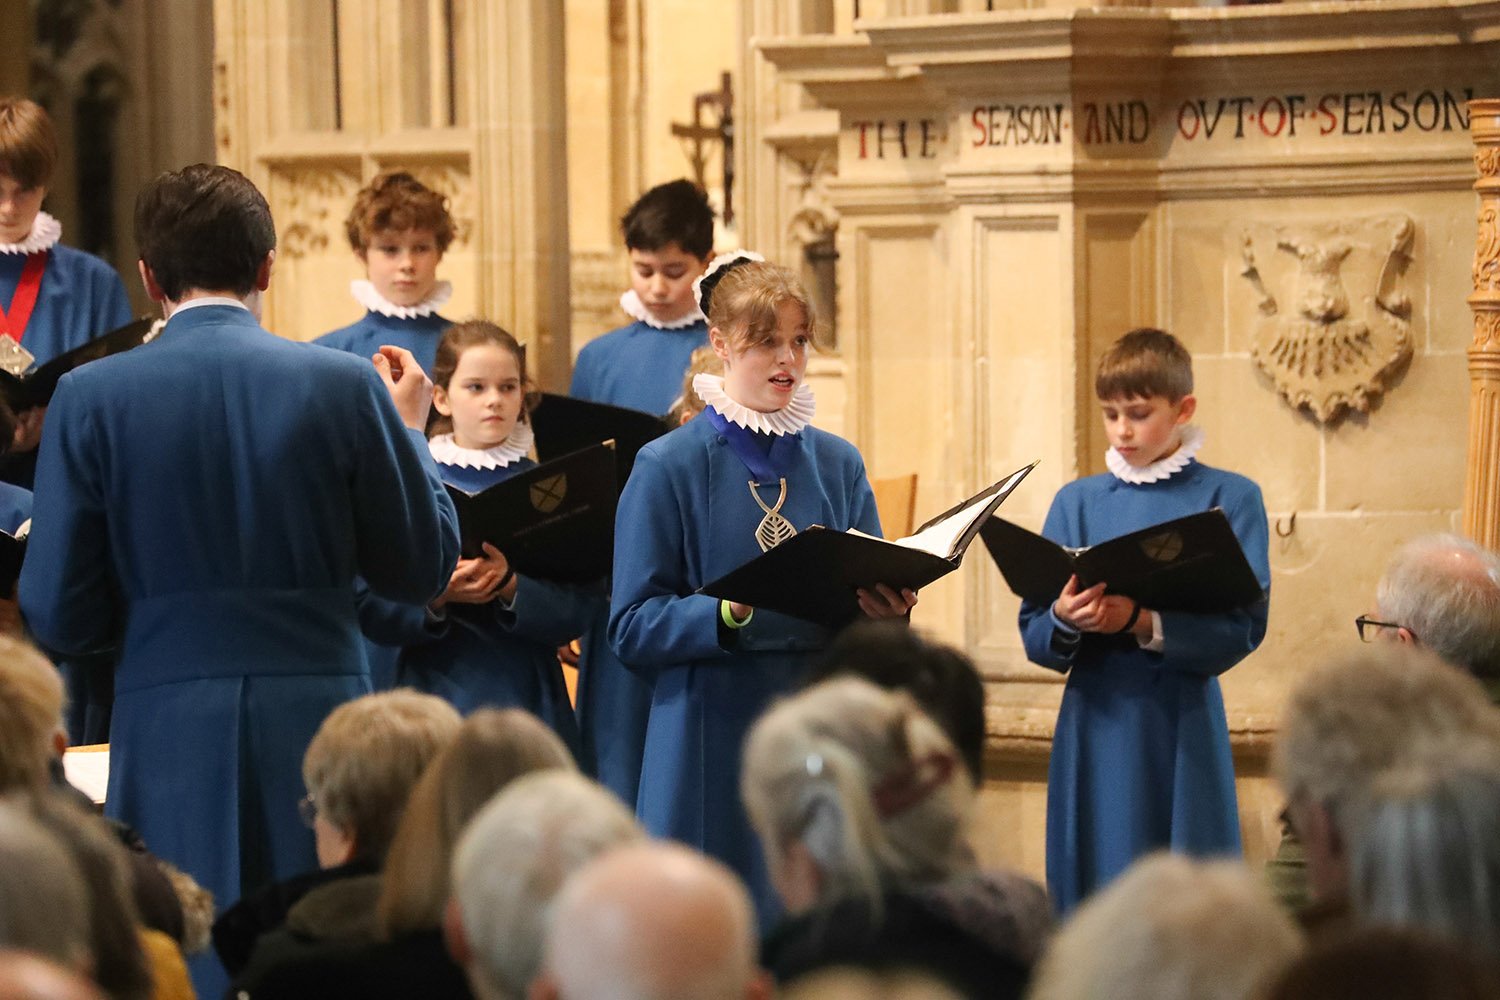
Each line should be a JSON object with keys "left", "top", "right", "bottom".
{"left": 427, "top": 422, "right": 534, "bottom": 470}
{"left": 619, "top": 289, "right": 705, "bottom": 330}
{"left": 350, "top": 278, "right": 452, "bottom": 319}
{"left": 0, "top": 212, "right": 61, "bottom": 255}
{"left": 693, "top": 373, "right": 814, "bottom": 436}
{"left": 1106, "top": 424, "right": 1204, "bottom": 484}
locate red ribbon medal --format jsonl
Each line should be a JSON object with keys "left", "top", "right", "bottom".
{"left": 0, "top": 251, "right": 47, "bottom": 343}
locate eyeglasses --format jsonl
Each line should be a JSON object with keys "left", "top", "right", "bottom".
{"left": 298, "top": 794, "right": 318, "bottom": 829}
{"left": 1354, "top": 615, "right": 1415, "bottom": 643}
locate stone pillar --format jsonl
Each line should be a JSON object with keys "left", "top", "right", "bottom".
{"left": 1468, "top": 100, "right": 1500, "bottom": 548}
{"left": 471, "top": 1, "right": 571, "bottom": 391}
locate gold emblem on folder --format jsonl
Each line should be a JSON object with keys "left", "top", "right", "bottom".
{"left": 530, "top": 475, "right": 567, "bottom": 514}
{"left": 1140, "top": 531, "right": 1184, "bottom": 563}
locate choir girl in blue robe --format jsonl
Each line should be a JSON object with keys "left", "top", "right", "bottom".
{"left": 1, "top": 97, "right": 132, "bottom": 743}
{"left": 360, "top": 320, "right": 593, "bottom": 753}
{"left": 609, "top": 255, "right": 917, "bottom": 923}
{"left": 18, "top": 165, "right": 459, "bottom": 996}
{"left": 569, "top": 179, "right": 714, "bottom": 804}
{"left": 1018, "top": 328, "right": 1270, "bottom": 915}
{"left": 314, "top": 170, "right": 455, "bottom": 377}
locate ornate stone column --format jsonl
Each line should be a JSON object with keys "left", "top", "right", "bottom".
{"left": 1468, "top": 99, "right": 1500, "bottom": 549}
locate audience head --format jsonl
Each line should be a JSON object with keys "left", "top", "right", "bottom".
{"left": 1349, "top": 747, "right": 1500, "bottom": 955}
{"left": 1273, "top": 644, "right": 1500, "bottom": 904}
{"left": 1264, "top": 926, "right": 1500, "bottom": 1000}
{"left": 1028, "top": 853, "right": 1301, "bottom": 1000}
{"left": 742, "top": 677, "right": 973, "bottom": 915}
{"left": 0, "top": 800, "right": 91, "bottom": 974}
{"left": 532, "top": 842, "right": 766, "bottom": 1000}
{"left": 448, "top": 771, "right": 643, "bottom": 1000}
{"left": 135, "top": 164, "right": 276, "bottom": 303}
{"left": 809, "top": 622, "right": 987, "bottom": 784}
{"left": 0, "top": 97, "right": 55, "bottom": 246}
{"left": 26, "top": 796, "right": 150, "bottom": 1000}
{"left": 0, "top": 950, "right": 106, "bottom": 1000}
{"left": 1373, "top": 533, "right": 1500, "bottom": 679}
{"left": 0, "top": 638, "right": 65, "bottom": 794}
{"left": 780, "top": 969, "right": 964, "bottom": 1000}
{"left": 301, "top": 690, "right": 461, "bottom": 869}
{"left": 378, "top": 709, "right": 575, "bottom": 939}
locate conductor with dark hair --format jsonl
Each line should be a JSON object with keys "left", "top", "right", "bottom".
{"left": 19, "top": 164, "right": 460, "bottom": 991}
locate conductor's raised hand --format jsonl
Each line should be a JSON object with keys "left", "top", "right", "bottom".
{"left": 857, "top": 583, "right": 918, "bottom": 620}
{"left": 372, "top": 345, "right": 433, "bottom": 432}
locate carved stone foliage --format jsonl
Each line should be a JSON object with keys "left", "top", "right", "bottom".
{"left": 786, "top": 151, "right": 839, "bottom": 247}
{"left": 1238, "top": 215, "right": 1414, "bottom": 423}
{"left": 275, "top": 166, "right": 362, "bottom": 260}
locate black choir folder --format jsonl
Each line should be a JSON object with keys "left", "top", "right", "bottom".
{"left": 0, "top": 527, "right": 24, "bottom": 595}
{"left": 699, "top": 462, "right": 1038, "bottom": 630}
{"left": 444, "top": 442, "right": 617, "bottom": 585}
{"left": 528, "top": 394, "right": 669, "bottom": 490}
{"left": 979, "top": 508, "right": 1264, "bottom": 614}
{"left": 0, "top": 317, "right": 157, "bottom": 411}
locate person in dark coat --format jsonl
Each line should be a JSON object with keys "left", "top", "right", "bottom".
{"left": 743, "top": 677, "right": 1050, "bottom": 1000}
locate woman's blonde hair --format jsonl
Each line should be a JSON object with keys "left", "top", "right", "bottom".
{"left": 376, "top": 709, "right": 575, "bottom": 938}
{"left": 301, "top": 690, "right": 462, "bottom": 864}
{"left": 741, "top": 677, "right": 973, "bottom": 911}
{"left": 0, "top": 637, "right": 65, "bottom": 794}
{"left": 706, "top": 261, "right": 820, "bottom": 354}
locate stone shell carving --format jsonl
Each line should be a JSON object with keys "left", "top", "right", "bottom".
{"left": 1238, "top": 215, "right": 1414, "bottom": 423}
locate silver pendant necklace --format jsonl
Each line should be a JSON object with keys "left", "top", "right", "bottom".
{"left": 749, "top": 479, "right": 797, "bottom": 552}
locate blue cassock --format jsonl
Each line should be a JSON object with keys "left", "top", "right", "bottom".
{"left": 2, "top": 245, "right": 132, "bottom": 740}
{"left": 609, "top": 412, "right": 881, "bottom": 923}
{"left": 0, "top": 244, "right": 132, "bottom": 365}
{"left": 19, "top": 303, "right": 459, "bottom": 929}
{"left": 356, "top": 456, "right": 598, "bottom": 755}
{"left": 0, "top": 481, "right": 31, "bottom": 534}
{"left": 1018, "top": 461, "right": 1270, "bottom": 914}
{"left": 314, "top": 310, "right": 450, "bottom": 377}
{"left": 315, "top": 309, "right": 451, "bottom": 688}
{"left": 569, "top": 317, "right": 709, "bottom": 804}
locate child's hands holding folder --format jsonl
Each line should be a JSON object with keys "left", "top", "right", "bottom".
{"left": 433, "top": 543, "right": 515, "bottom": 607}
{"left": 1053, "top": 574, "right": 1147, "bottom": 638}
{"left": 857, "top": 584, "right": 919, "bottom": 620}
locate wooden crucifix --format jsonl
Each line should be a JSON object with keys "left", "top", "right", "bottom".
{"left": 670, "top": 71, "right": 734, "bottom": 226}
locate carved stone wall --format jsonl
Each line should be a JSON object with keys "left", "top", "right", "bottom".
{"left": 214, "top": 0, "right": 569, "bottom": 387}
{"left": 1468, "top": 100, "right": 1500, "bottom": 549}
{"left": 749, "top": 1, "right": 1500, "bottom": 879}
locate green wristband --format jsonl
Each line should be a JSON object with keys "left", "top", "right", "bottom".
{"left": 720, "top": 600, "right": 753, "bottom": 629}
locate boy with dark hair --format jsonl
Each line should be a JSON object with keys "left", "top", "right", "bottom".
{"left": 1018, "top": 327, "right": 1271, "bottom": 915}
{"left": 569, "top": 179, "right": 715, "bottom": 808}
{"left": 20, "top": 163, "right": 460, "bottom": 995}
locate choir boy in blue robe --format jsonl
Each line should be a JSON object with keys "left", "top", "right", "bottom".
{"left": 569, "top": 179, "right": 715, "bottom": 805}
{"left": 609, "top": 256, "right": 917, "bottom": 924}
{"left": 314, "top": 170, "right": 456, "bottom": 690}
{"left": 19, "top": 164, "right": 460, "bottom": 995}
{"left": 1018, "top": 328, "right": 1271, "bottom": 915}
{"left": 314, "top": 170, "right": 455, "bottom": 377}
{"left": 359, "top": 320, "right": 594, "bottom": 753}
{"left": 0, "top": 97, "right": 134, "bottom": 743}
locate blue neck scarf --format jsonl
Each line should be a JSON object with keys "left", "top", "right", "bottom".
{"left": 702, "top": 405, "right": 802, "bottom": 483}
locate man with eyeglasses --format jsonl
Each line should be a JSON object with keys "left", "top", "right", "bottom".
{"left": 1267, "top": 532, "right": 1500, "bottom": 921}
{"left": 1357, "top": 534, "right": 1500, "bottom": 693}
